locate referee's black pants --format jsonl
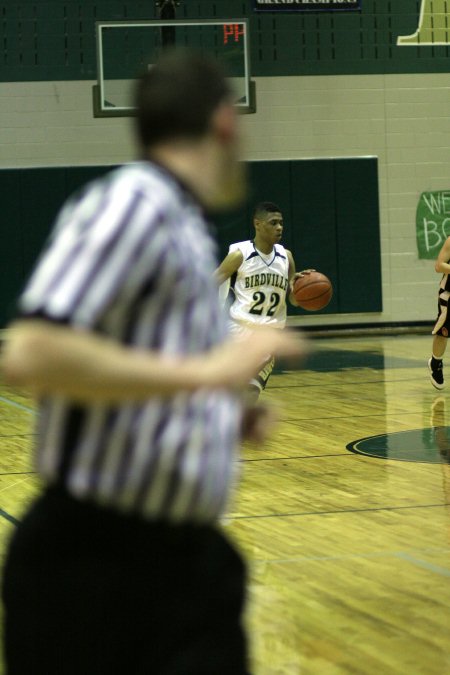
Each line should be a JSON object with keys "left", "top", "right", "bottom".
{"left": 2, "top": 487, "right": 250, "bottom": 675}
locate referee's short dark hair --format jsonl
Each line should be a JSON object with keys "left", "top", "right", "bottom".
{"left": 134, "top": 49, "right": 232, "bottom": 149}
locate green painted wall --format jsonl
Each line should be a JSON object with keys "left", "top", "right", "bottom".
{"left": 0, "top": 166, "right": 113, "bottom": 326}
{"left": 0, "top": 158, "right": 381, "bottom": 327}
{"left": 216, "top": 157, "right": 381, "bottom": 317}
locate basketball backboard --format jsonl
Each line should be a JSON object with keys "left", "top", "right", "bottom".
{"left": 93, "top": 19, "right": 254, "bottom": 117}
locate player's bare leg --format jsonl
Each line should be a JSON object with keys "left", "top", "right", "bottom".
{"left": 245, "top": 384, "right": 261, "bottom": 404}
{"left": 429, "top": 334, "right": 447, "bottom": 390}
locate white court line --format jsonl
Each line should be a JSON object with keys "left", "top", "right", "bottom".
{"left": 395, "top": 552, "right": 450, "bottom": 578}
{"left": 0, "top": 474, "right": 36, "bottom": 494}
{"left": 253, "top": 547, "right": 450, "bottom": 567}
{"left": 0, "top": 396, "right": 35, "bottom": 415}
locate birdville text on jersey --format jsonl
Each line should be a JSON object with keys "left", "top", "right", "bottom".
{"left": 245, "top": 273, "right": 289, "bottom": 290}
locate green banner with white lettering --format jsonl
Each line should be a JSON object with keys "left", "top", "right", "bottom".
{"left": 416, "top": 191, "right": 450, "bottom": 259}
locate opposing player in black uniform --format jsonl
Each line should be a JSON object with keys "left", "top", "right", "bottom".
{"left": 429, "top": 236, "right": 450, "bottom": 390}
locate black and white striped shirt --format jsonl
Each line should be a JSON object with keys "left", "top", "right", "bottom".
{"left": 19, "top": 162, "right": 241, "bottom": 524}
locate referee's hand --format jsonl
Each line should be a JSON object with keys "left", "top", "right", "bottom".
{"left": 206, "top": 326, "right": 308, "bottom": 390}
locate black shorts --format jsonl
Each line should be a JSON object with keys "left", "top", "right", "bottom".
{"left": 432, "top": 288, "right": 450, "bottom": 337}
{"left": 2, "top": 487, "right": 250, "bottom": 675}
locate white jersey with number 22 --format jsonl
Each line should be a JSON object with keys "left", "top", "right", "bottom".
{"left": 228, "top": 240, "right": 290, "bottom": 329}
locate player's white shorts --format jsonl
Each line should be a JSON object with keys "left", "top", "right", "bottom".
{"left": 228, "top": 320, "right": 275, "bottom": 392}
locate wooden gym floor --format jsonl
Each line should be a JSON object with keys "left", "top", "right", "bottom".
{"left": 0, "top": 334, "right": 449, "bottom": 674}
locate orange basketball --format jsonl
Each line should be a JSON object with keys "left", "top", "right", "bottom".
{"left": 293, "top": 271, "right": 333, "bottom": 311}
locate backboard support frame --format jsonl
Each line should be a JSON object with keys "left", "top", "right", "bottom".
{"left": 93, "top": 19, "right": 255, "bottom": 118}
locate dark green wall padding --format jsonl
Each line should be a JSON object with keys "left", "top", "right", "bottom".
{"left": 0, "top": 158, "right": 381, "bottom": 327}
{"left": 1, "top": 1, "right": 449, "bottom": 82}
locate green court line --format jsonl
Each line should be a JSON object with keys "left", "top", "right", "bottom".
{"left": 241, "top": 452, "right": 351, "bottom": 463}
{"left": 233, "top": 501, "right": 449, "bottom": 520}
{"left": 269, "top": 376, "right": 427, "bottom": 389}
{"left": 0, "top": 508, "right": 19, "bottom": 527}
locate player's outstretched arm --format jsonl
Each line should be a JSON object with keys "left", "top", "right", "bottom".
{"left": 2, "top": 319, "right": 305, "bottom": 404}
{"left": 286, "top": 250, "right": 316, "bottom": 307}
{"left": 286, "top": 250, "right": 299, "bottom": 306}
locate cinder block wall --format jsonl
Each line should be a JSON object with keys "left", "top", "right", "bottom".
{"left": 1, "top": 0, "right": 450, "bottom": 328}
{"left": 2, "top": 71, "right": 448, "bottom": 328}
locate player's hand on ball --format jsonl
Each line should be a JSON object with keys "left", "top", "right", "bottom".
{"left": 292, "top": 271, "right": 333, "bottom": 311}
{"left": 290, "top": 270, "right": 316, "bottom": 292}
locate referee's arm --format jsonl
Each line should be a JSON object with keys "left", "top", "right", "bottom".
{"left": 2, "top": 318, "right": 303, "bottom": 404}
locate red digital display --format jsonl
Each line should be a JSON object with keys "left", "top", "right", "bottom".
{"left": 223, "top": 24, "right": 244, "bottom": 45}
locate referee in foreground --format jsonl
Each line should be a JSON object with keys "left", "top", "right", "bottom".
{"left": 1, "top": 50, "right": 302, "bottom": 675}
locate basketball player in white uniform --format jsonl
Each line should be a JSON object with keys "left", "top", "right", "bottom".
{"left": 215, "top": 201, "right": 313, "bottom": 400}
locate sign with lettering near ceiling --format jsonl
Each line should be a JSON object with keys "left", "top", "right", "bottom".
{"left": 253, "top": 0, "right": 361, "bottom": 12}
